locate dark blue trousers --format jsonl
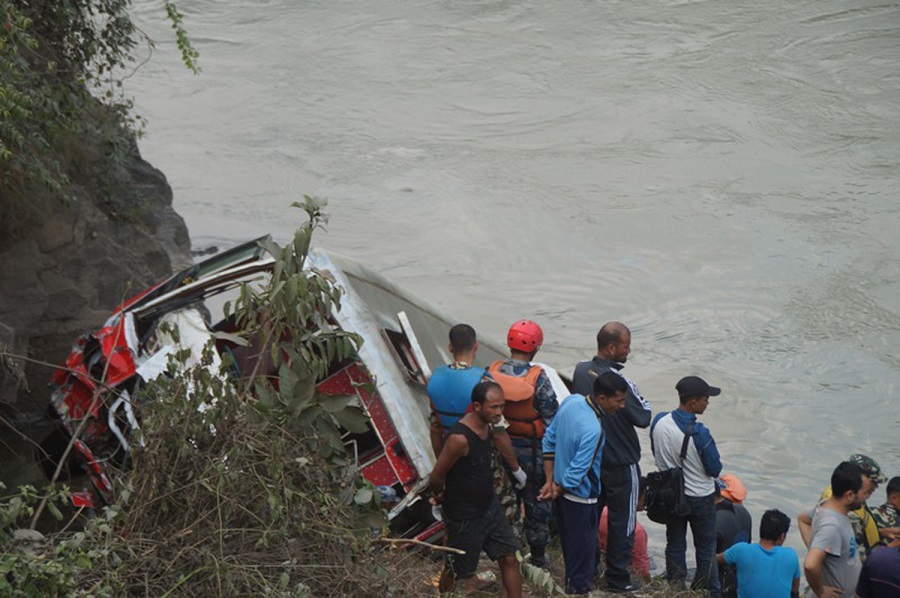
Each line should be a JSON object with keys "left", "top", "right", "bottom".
{"left": 556, "top": 496, "right": 599, "bottom": 595}
{"left": 515, "top": 446, "right": 552, "bottom": 550}
{"left": 598, "top": 463, "right": 641, "bottom": 587}
{"left": 665, "top": 493, "right": 721, "bottom": 597}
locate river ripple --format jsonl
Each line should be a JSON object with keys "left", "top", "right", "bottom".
{"left": 128, "top": 0, "right": 900, "bottom": 558}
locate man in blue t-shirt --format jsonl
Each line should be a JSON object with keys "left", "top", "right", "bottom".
{"left": 717, "top": 509, "right": 800, "bottom": 598}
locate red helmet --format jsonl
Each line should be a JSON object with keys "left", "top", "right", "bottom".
{"left": 507, "top": 320, "right": 543, "bottom": 352}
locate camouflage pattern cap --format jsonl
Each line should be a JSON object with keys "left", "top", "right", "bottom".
{"left": 849, "top": 454, "right": 888, "bottom": 484}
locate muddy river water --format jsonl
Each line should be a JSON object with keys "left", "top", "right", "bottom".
{"left": 126, "top": 0, "right": 899, "bottom": 562}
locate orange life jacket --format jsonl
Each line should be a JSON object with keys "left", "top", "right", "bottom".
{"left": 487, "top": 361, "right": 545, "bottom": 439}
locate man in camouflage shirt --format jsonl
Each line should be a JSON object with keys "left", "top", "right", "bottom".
{"left": 488, "top": 320, "right": 558, "bottom": 568}
{"left": 871, "top": 476, "right": 900, "bottom": 545}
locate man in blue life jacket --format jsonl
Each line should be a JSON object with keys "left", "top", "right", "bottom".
{"left": 572, "top": 321, "right": 651, "bottom": 592}
{"left": 488, "top": 319, "right": 559, "bottom": 569}
{"left": 427, "top": 324, "right": 525, "bottom": 486}
{"left": 651, "top": 375, "right": 723, "bottom": 597}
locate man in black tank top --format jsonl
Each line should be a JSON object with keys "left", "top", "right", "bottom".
{"left": 429, "top": 381, "right": 523, "bottom": 597}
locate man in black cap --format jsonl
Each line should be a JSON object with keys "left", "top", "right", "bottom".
{"left": 650, "top": 375, "right": 724, "bottom": 597}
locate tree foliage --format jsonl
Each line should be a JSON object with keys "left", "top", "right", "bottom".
{"left": 0, "top": 0, "right": 198, "bottom": 236}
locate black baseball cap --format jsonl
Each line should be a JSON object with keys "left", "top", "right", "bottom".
{"left": 676, "top": 376, "right": 721, "bottom": 399}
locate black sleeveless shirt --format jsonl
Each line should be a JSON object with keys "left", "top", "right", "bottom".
{"left": 442, "top": 421, "right": 494, "bottom": 521}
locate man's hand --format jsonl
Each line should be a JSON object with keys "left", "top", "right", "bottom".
{"left": 430, "top": 503, "right": 443, "bottom": 522}
{"left": 537, "top": 481, "right": 552, "bottom": 501}
{"left": 511, "top": 467, "right": 527, "bottom": 490}
{"left": 805, "top": 547, "right": 837, "bottom": 598}
{"left": 879, "top": 526, "right": 900, "bottom": 541}
{"left": 538, "top": 481, "right": 562, "bottom": 501}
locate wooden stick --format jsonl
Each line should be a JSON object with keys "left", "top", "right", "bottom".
{"left": 373, "top": 538, "right": 465, "bottom": 554}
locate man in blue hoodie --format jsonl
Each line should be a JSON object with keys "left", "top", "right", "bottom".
{"left": 539, "top": 371, "right": 629, "bottom": 595}
{"left": 651, "top": 375, "right": 724, "bottom": 597}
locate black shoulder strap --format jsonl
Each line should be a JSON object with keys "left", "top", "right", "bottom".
{"left": 679, "top": 422, "right": 695, "bottom": 462}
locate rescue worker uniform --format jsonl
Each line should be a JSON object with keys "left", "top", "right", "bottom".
{"left": 427, "top": 361, "right": 488, "bottom": 433}
{"left": 489, "top": 357, "right": 558, "bottom": 564}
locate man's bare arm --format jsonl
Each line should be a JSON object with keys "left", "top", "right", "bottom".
{"left": 798, "top": 511, "right": 813, "bottom": 547}
{"left": 878, "top": 526, "right": 900, "bottom": 542}
{"left": 492, "top": 429, "right": 519, "bottom": 471}
{"left": 804, "top": 548, "right": 841, "bottom": 598}
{"left": 429, "top": 420, "right": 444, "bottom": 458}
{"left": 537, "top": 457, "right": 560, "bottom": 501}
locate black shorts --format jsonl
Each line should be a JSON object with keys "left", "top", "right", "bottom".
{"left": 444, "top": 496, "right": 521, "bottom": 579}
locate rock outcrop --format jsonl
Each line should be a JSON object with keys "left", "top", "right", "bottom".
{"left": 0, "top": 153, "right": 191, "bottom": 429}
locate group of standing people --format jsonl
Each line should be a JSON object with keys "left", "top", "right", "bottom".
{"left": 797, "top": 456, "right": 900, "bottom": 598}
{"left": 427, "top": 319, "right": 728, "bottom": 596}
{"left": 423, "top": 319, "right": 896, "bottom": 597}
{"left": 427, "top": 320, "right": 557, "bottom": 597}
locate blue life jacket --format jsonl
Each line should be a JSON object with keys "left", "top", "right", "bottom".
{"left": 427, "top": 365, "right": 486, "bottom": 431}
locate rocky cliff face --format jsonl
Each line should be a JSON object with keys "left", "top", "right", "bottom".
{"left": 0, "top": 153, "right": 191, "bottom": 429}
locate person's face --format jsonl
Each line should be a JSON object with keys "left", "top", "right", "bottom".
{"left": 847, "top": 488, "right": 865, "bottom": 511}
{"left": 475, "top": 388, "right": 506, "bottom": 425}
{"left": 843, "top": 474, "right": 869, "bottom": 510}
{"left": 608, "top": 332, "right": 631, "bottom": 363}
{"left": 889, "top": 492, "right": 900, "bottom": 510}
{"left": 690, "top": 395, "right": 710, "bottom": 414}
{"left": 597, "top": 390, "right": 627, "bottom": 415}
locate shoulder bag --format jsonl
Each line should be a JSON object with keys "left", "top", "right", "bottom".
{"left": 646, "top": 421, "right": 695, "bottom": 525}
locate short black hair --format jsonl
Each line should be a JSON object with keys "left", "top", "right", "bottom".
{"left": 832, "top": 461, "right": 865, "bottom": 498}
{"left": 449, "top": 324, "right": 477, "bottom": 354}
{"left": 471, "top": 380, "right": 501, "bottom": 405}
{"left": 592, "top": 370, "right": 629, "bottom": 398}
{"left": 887, "top": 476, "right": 900, "bottom": 498}
{"left": 759, "top": 509, "right": 791, "bottom": 541}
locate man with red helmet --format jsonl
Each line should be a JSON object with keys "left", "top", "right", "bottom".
{"left": 488, "top": 319, "right": 559, "bottom": 568}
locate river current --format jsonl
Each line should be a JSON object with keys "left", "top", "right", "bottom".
{"left": 127, "top": 0, "right": 900, "bottom": 560}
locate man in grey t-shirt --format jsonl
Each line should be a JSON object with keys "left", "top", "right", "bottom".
{"left": 801, "top": 462, "right": 866, "bottom": 598}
